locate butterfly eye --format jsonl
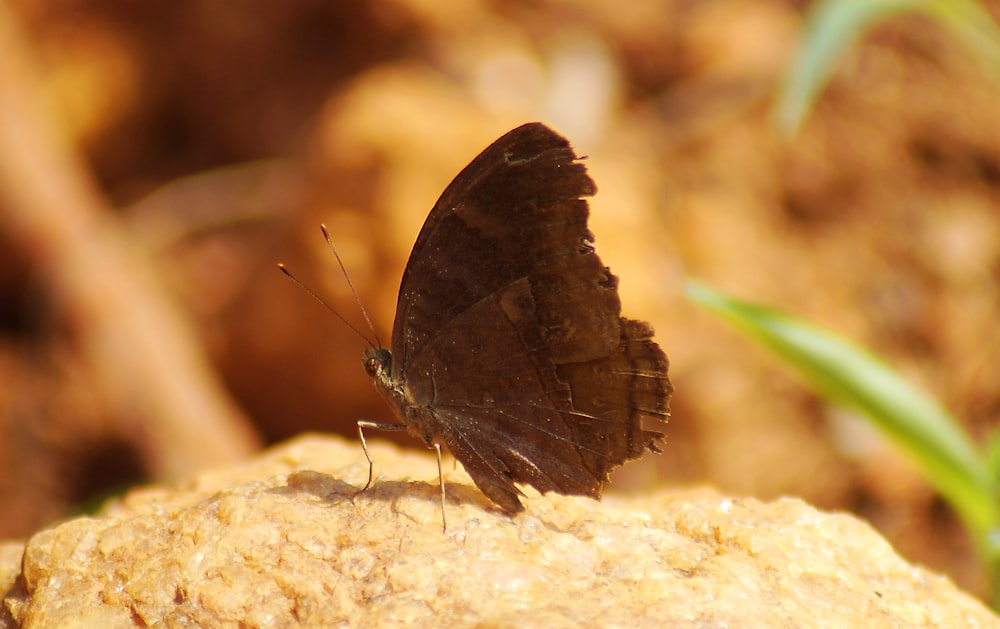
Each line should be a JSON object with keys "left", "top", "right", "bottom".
{"left": 362, "top": 348, "right": 390, "bottom": 378}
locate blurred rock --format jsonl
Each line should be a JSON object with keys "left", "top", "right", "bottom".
{"left": 1, "top": 435, "right": 996, "bottom": 627}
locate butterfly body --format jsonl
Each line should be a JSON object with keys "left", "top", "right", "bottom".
{"left": 364, "top": 122, "right": 671, "bottom": 513}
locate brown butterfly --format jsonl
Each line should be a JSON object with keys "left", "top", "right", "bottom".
{"left": 357, "top": 122, "right": 672, "bottom": 528}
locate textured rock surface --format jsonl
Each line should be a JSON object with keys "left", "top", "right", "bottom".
{"left": 1, "top": 435, "right": 997, "bottom": 628}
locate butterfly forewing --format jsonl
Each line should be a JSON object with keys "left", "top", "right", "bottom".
{"left": 371, "top": 122, "right": 671, "bottom": 513}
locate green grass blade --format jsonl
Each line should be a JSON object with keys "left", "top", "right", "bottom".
{"left": 921, "top": 0, "right": 1000, "bottom": 77}
{"left": 774, "top": 0, "right": 914, "bottom": 136}
{"left": 686, "top": 280, "right": 998, "bottom": 540}
{"left": 776, "top": 0, "right": 1000, "bottom": 137}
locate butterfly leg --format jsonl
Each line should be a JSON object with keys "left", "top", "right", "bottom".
{"left": 356, "top": 420, "right": 450, "bottom": 532}
{"left": 356, "top": 420, "right": 407, "bottom": 492}
{"left": 433, "top": 442, "right": 447, "bottom": 533}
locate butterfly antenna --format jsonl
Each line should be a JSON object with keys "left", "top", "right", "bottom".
{"left": 319, "top": 224, "right": 384, "bottom": 350}
{"left": 277, "top": 262, "right": 378, "bottom": 351}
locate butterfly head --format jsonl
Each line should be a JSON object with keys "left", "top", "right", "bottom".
{"left": 363, "top": 347, "right": 392, "bottom": 381}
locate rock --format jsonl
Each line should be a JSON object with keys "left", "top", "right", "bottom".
{"left": 1, "top": 435, "right": 996, "bottom": 627}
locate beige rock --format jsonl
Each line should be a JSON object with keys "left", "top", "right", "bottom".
{"left": 1, "top": 435, "right": 997, "bottom": 628}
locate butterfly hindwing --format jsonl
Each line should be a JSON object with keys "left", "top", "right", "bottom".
{"left": 369, "top": 123, "right": 671, "bottom": 512}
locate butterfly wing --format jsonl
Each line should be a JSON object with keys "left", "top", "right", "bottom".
{"left": 388, "top": 123, "right": 671, "bottom": 511}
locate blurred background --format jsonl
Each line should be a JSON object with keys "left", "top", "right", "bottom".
{"left": 1, "top": 0, "right": 999, "bottom": 602}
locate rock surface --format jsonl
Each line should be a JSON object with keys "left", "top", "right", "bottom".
{"left": 1, "top": 435, "right": 997, "bottom": 628}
